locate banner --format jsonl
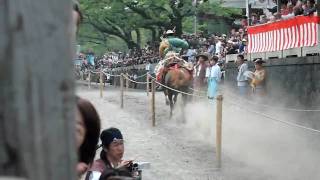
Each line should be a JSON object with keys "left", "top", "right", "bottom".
{"left": 247, "top": 16, "right": 320, "bottom": 53}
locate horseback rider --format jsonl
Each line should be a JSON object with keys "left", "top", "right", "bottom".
{"left": 155, "top": 30, "right": 191, "bottom": 84}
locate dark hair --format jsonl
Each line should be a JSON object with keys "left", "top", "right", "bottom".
{"left": 99, "top": 168, "right": 133, "bottom": 180}
{"left": 237, "top": 54, "right": 244, "bottom": 60}
{"left": 211, "top": 56, "right": 219, "bottom": 62}
{"left": 77, "top": 97, "right": 101, "bottom": 164}
{"left": 100, "top": 128, "right": 123, "bottom": 164}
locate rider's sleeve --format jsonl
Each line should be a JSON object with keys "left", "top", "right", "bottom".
{"left": 159, "top": 40, "right": 169, "bottom": 57}
{"left": 168, "top": 38, "right": 189, "bottom": 49}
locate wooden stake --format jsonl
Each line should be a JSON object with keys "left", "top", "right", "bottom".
{"left": 216, "top": 95, "right": 223, "bottom": 168}
{"left": 120, "top": 73, "right": 124, "bottom": 109}
{"left": 146, "top": 73, "right": 150, "bottom": 96}
{"left": 151, "top": 79, "right": 156, "bottom": 127}
{"left": 126, "top": 73, "right": 129, "bottom": 91}
{"left": 99, "top": 69, "right": 103, "bottom": 98}
{"left": 88, "top": 71, "right": 91, "bottom": 89}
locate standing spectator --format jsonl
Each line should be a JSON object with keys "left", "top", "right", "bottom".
{"left": 236, "top": 54, "right": 249, "bottom": 96}
{"left": 145, "top": 60, "right": 154, "bottom": 91}
{"left": 250, "top": 59, "right": 267, "bottom": 96}
{"left": 76, "top": 97, "right": 101, "bottom": 177}
{"left": 132, "top": 73, "right": 138, "bottom": 89}
{"left": 214, "top": 37, "right": 223, "bottom": 56}
{"left": 194, "top": 53, "right": 209, "bottom": 90}
{"left": 186, "top": 46, "right": 197, "bottom": 63}
{"left": 206, "top": 56, "right": 222, "bottom": 99}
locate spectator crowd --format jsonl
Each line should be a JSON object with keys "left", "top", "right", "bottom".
{"left": 251, "top": 0, "right": 317, "bottom": 25}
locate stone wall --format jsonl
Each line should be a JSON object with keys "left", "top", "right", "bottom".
{"left": 224, "top": 56, "right": 320, "bottom": 107}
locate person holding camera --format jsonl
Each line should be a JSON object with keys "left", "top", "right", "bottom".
{"left": 85, "top": 128, "right": 132, "bottom": 180}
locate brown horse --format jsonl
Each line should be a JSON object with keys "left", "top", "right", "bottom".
{"left": 164, "top": 65, "right": 193, "bottom": 118}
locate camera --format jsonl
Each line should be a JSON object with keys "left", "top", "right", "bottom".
{"left": 128, "top": 162, "right": 151, "bottom": 180}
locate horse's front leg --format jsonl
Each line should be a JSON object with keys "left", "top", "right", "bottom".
{"left": 168, "top": 93, "right": 174, "bottom": 119}
{"left": 164, "top": 89, "right": 170, "bottom": 105}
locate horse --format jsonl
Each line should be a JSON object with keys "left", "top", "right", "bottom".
{"left": 164, "top": 64, "right": 193, "bottom": 119}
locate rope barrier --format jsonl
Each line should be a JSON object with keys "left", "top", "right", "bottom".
{"left": 148, "top": 75, "right": 208, "bottom": 98}
{"left": 225, "top": 100, "right": 320, "bottom": 134}
{"left": 223, "top": 91, "right": 320, "bottom": 112}
{"left": 189, "top": 87, "right": 207, "bottom": 94}
{"left": 102, "top": 71, "right": 121, "bottom": 77}
{"left": 122, "top": 74, "right": 151, "bottom": 85}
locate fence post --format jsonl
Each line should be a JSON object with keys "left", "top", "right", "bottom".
{"left": 216, "top": 95, "right": 223, "bottom": 168}
{"left": 151, "top": 79, "right": 156, "bottom": 127}
{"left": 99, "top": 68, "right": 103, "bottom": 98}
{"left": 146, "top": 73, "right": 150, "bottom": 96}
{"left": 88, "top": 71, "right": 91, "bottom": 89}
{"left": 120, "top": 73, "right": 124, "bottom": 109}
{"left": 126, "top": 73, "right": 129, "bottom": 91}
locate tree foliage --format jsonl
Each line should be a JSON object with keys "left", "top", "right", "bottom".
{"left": 78, "top": 0, "right": 241, "bottom": 52}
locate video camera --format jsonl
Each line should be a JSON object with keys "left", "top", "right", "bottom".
{"left": 128, "top": 162, "right": 151, "bottom": 180}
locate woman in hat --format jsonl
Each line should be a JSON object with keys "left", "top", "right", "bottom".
{"left": 85, "top": 128, "right": 131, "bottom": 180}
{"left": 250, "top": 59, "right": 267, "bottom": 95}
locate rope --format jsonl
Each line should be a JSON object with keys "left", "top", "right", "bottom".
{"left": 90, "top": 70, "right": 100, "bottom": 74}
{"left": 225, "top": 100, "right": 320, "bottom": 134}
{"left": 102, "top": 71, "right": 121, "bottom": 77}
{"left": 148, "top": 75, "right": 208, "bottom": 98}
{"left": 189, "top": 87, "right": 207, "bottom": 94}
{"left": 223, "top": 91, "right": 320, "bottom": 112}
{"left": 122, "top": 74, "right": 151, "bottom": 85}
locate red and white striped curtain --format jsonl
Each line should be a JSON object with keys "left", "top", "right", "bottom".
{"left": 247, "top": 16, "right": 320, "bottom": 53}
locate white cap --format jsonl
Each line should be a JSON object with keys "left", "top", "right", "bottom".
{"left": 166, "top": 30, "right": 174, "bottom": 34}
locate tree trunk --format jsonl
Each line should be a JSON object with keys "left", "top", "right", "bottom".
{"left": 0, "top": 0, "right": 77, "bottom": 179}
{"left": 136, "top": 29, "right": 141, "bottom": 47}
{"left": 174, "top": 16, "right": 183, "bottom": 37}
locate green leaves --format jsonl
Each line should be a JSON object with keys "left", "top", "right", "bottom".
{"left": 78, "top": 0, "right": 241, "bottom": 51}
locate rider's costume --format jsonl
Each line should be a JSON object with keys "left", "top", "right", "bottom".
{"left": 155, "top": 32, "right": 191, "bottom": 82}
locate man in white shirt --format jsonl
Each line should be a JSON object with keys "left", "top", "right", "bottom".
{"left": 215, "top": 37, "right": 223, "bottom": 56}
{"left": 236, "top": 54, "right": 249, "bottom": 96}
{"left": 206, "top": 56, "right": 222, "bottom": 99}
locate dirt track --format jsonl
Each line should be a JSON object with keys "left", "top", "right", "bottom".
{"left": 77, "top": 82, "right": 320, "bottom": 180}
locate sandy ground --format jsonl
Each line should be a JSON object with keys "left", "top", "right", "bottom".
{"left": 77, "top": 82, "right": 320, "bottom": 180}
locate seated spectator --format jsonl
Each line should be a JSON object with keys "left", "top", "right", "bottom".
{"left": 268, "top": 15, "right": 276, "bottom": 23}
{"left": 281, "top": 3, "right": 290, "bottom": 15}
{"left": 251, "top": 14, "right": 259, "bottom": 25}
{"left": 259, "top": 15, "right": 268, "bottom": 24}
{"left": 86, "top": 128, "right": 131, "bottom": 180}
{"left": 274, "top": 12, "right": 282, "bottom": 21}
{"left": 282, "top": 4, "right": 295, "bottom": 19}
{"left": 304, "top": 0, "right": 317, "bottom": 15}
{"left": 293, "top": 0, "right": 304, "bottom": 15}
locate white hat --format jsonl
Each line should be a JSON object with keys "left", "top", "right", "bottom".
{"left": 166, "top": 30, "right": 174, "bottom": 34}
